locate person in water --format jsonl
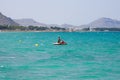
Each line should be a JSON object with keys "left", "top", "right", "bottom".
{"left": 58, "top": 36, "right": 61, "bottom": 43}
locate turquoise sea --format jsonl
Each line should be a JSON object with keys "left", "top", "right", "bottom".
{"left": 0, "top": 32, "right": 120, "bottom": 80}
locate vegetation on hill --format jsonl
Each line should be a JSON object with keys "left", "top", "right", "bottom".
{"left": 0, "top": 25, "right": 66, "bottom": 32}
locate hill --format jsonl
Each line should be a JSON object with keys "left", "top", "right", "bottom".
{"left": 0, "top": 12, "right": 19, "bottom": 26}
{"left": 14, "top": 18, "right": 47, "bottom": 27}
{"left": 79, "top": 17, "right": 120, "bottom": 28}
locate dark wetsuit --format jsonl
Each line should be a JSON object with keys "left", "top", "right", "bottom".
{"left": 58, "top": 37, "right": 61, "bottom": 43}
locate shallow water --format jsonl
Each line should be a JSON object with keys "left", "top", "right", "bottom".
{"left": 0, "top": 32, "right": 120, "bottom": 80}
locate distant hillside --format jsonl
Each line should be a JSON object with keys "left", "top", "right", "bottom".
{"left": 79, "top": 17, "right": 120, "bottom": 28}
{"left": 0, "top": 13, "right": 19, "bottom": 26}
{"left": 14, "top": 18, "right": 47, "bottom": 27}
{"left": 48, "top": 24, "right": 60, "bottom": 27}
{"left": 61, "top": 24, "right": 75, "bottom": 28}
{"left": 48, "top": 24, "right": 75, "bottom": 28}
{"left": 1, "top": 11, "right": 120, "bottom": 30}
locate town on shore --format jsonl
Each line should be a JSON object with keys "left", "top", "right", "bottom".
{"left": 1, "top": 25, "right": 120, "bottom": 32}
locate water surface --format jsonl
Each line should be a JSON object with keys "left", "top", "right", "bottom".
{"left": 0, "top": 32, "right": 120, "bottom": 80}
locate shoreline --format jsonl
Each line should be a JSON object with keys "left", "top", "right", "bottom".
{"left": 0, "top": 30, "right": 120, "bottom": 33}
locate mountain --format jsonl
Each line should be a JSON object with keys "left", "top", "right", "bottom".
{"left": 0, "top": 12, "right": 19, "bottom": 26}
{"left": 79, "top": 17, "right": 120, "bottom": 28}
{"left": 48, "top": 24, "right": 60, "bottom": 27}
{"left": 1, "top": 11, "right": 120, "bottom": 29}
{"left": 61, "top": 24, "right": 75, "bottom": 28}
{"left": 14, "top": 18, "right": 47, "bottom": 27}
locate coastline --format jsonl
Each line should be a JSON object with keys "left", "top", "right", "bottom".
{"left": 0, "top": 30, "right": 120, "bottom": 33}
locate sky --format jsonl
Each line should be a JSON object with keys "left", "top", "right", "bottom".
{"left": 0, "top": 0, "right": 120, "bottom": 25}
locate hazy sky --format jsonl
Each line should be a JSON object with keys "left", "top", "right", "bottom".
{"left": 0, "top": 0, "right": 120, "bottom": 25}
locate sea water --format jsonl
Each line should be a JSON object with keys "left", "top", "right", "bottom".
{"left": 0, "top": 32, "right": 120, "bottom": 80}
